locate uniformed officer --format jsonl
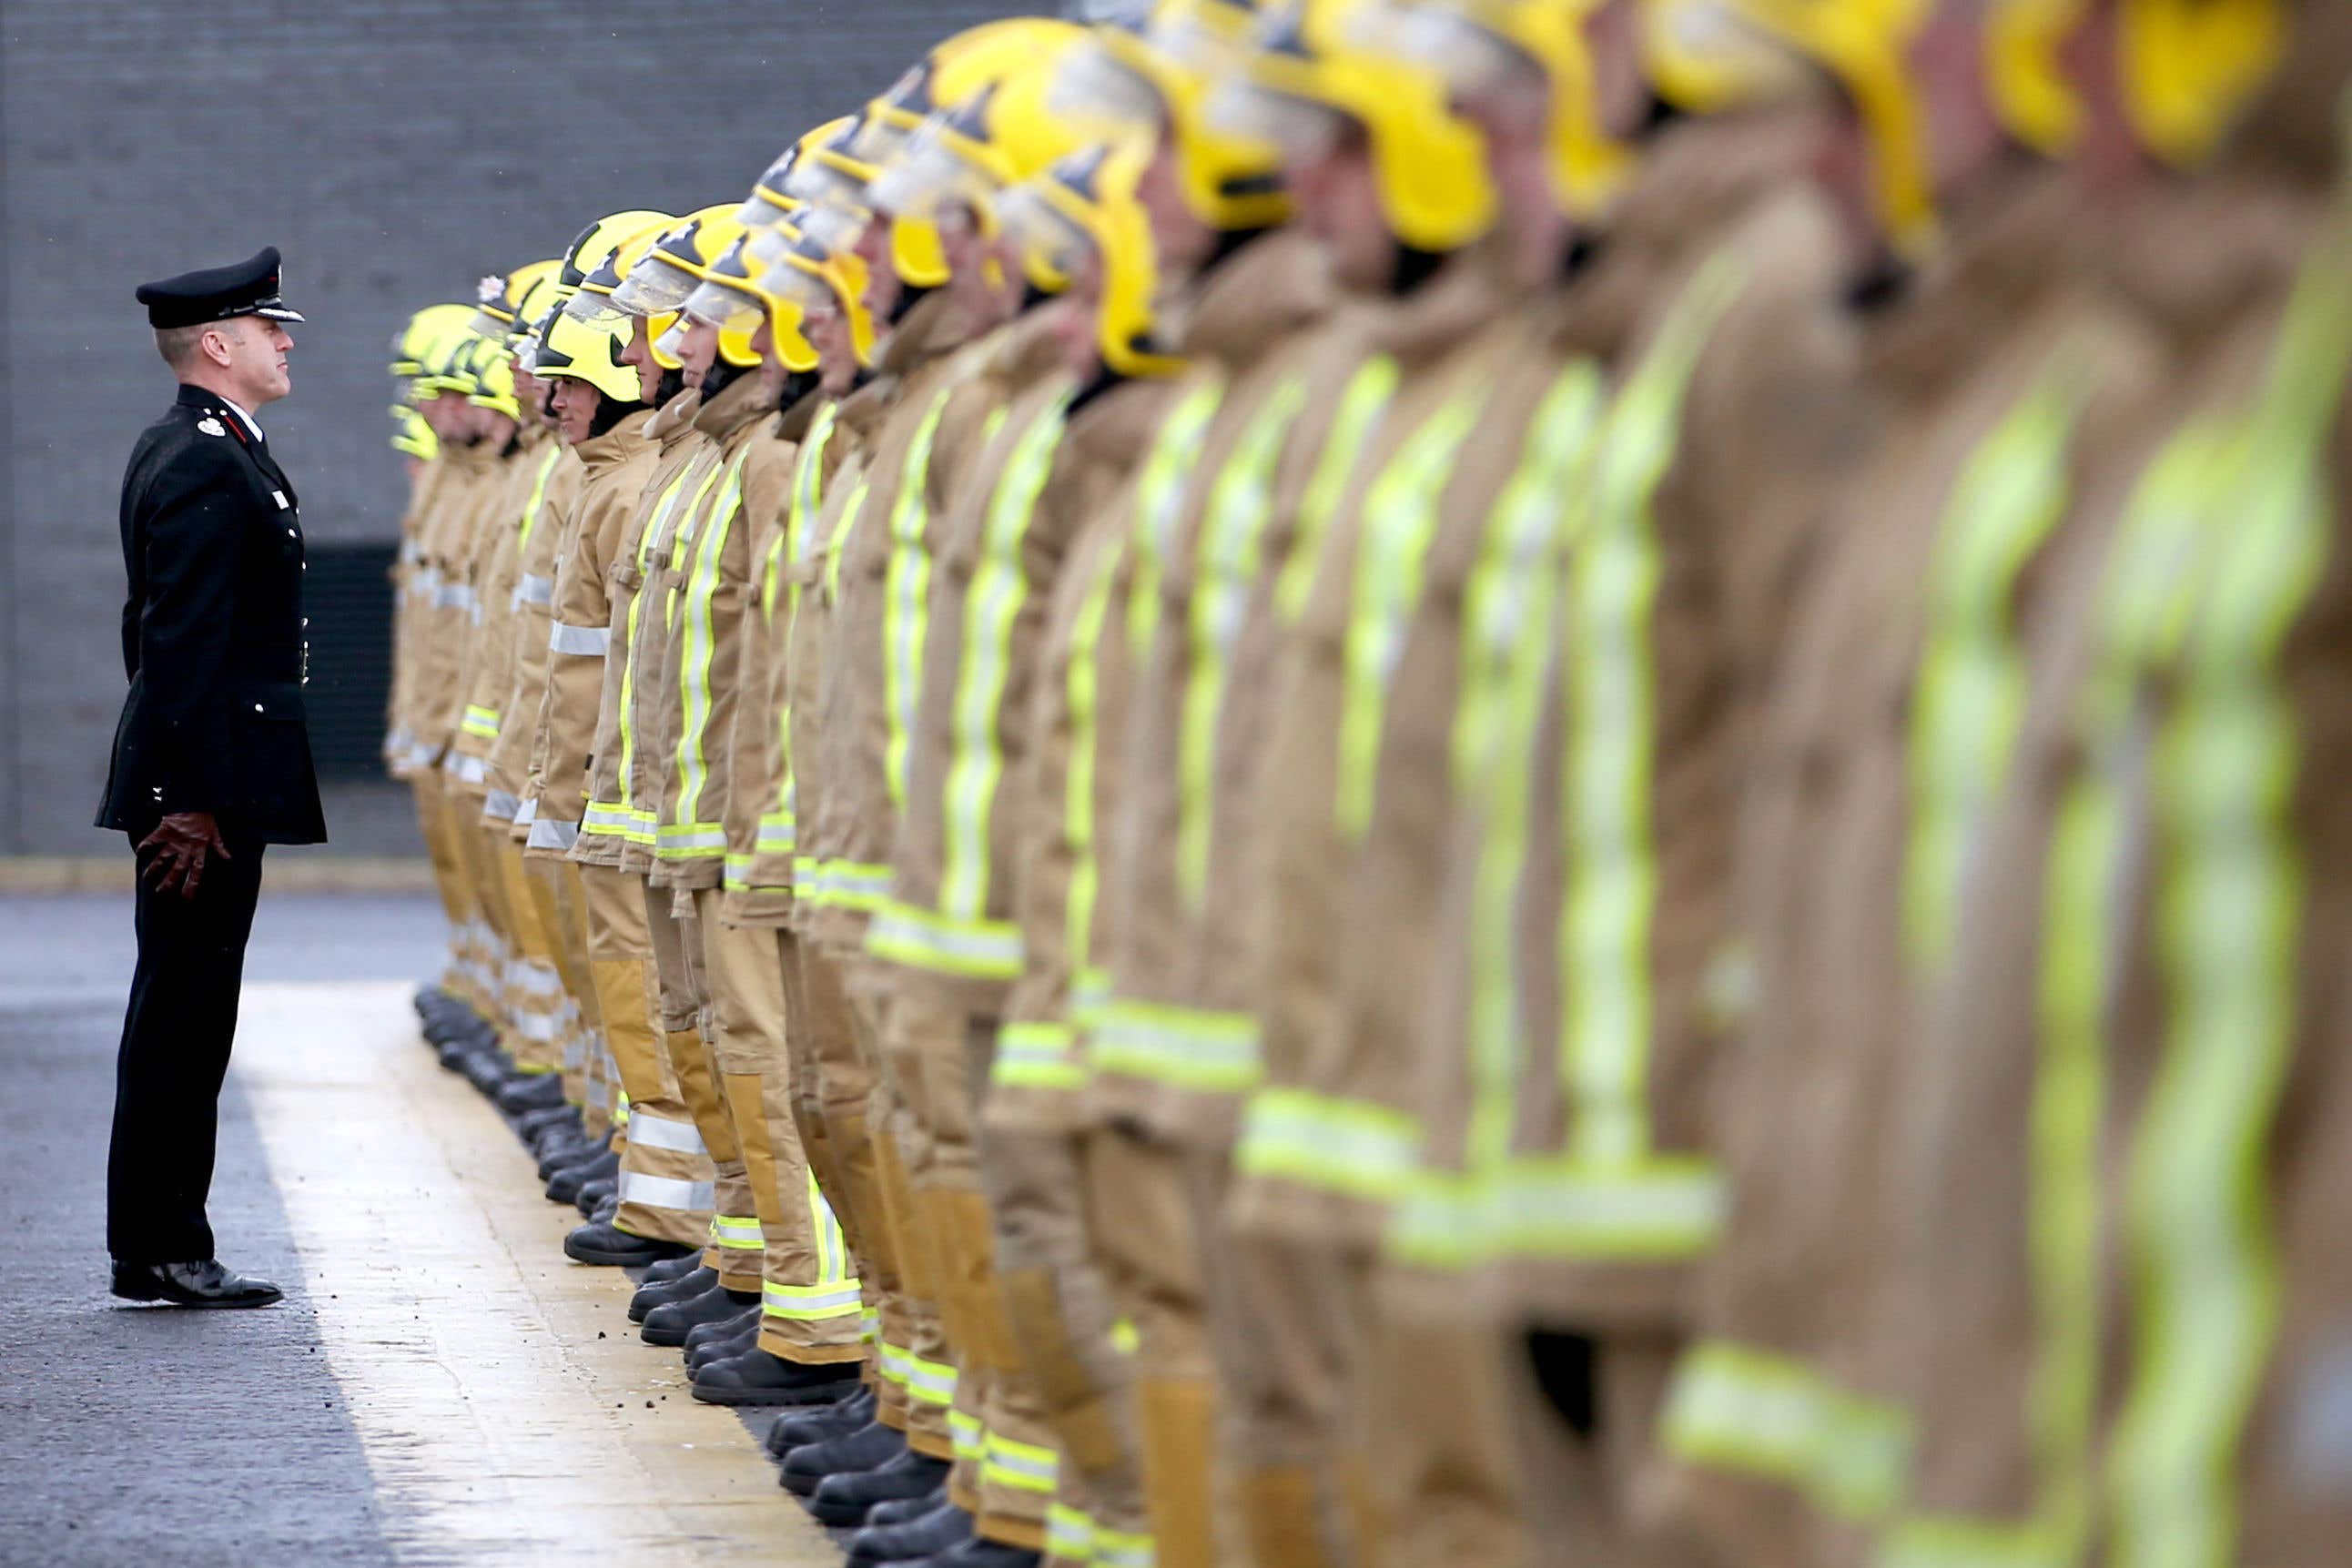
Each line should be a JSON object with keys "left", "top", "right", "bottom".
{"left": 100, "top": 246, "right": 321, "bottom": 1309}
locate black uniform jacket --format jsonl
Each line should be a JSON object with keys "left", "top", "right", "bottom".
{"left": 96, "top": 384, "right": 327, "bottom": 844}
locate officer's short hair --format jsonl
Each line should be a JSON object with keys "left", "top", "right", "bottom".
{"left": 154, "top": 323, "right": 212, "bottom": 369}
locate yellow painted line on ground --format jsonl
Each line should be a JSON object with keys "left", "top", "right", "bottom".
{"left": 236, "top": 980, "right": 838, "bottom": 1567}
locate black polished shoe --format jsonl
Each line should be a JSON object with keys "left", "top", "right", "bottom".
{"left": 544, "top": 1147, "right": 618, "bottom": 1204}
{"left": 643, "top": 1284, "right": 758, "bottom": 1348}
{"left": 496, "top": 1072, "right": 568, "bottom": 1116}
{"left": 806, "top": 1449, "right": 951, "bottom": 1527}
{"left": 924, "top": 1541, "right": 1042, "bottom": 1568}
{"left": 110, "top": 1259, "right": 284, "bottom": 1310}
{"left": 574, "top": 1178, "right": 616, "bottom": 1219}
{"left": 777, "top": 1420, "right": 906, "bottom": 1494}
{"left": 695, "top": 1347, "right": 864, "bottom": 1408}
{"left": 766, "top": 1387, "right": 876, "bottom": 1458}
{"left": 631, "top": 1264, "right": 718, "bottom": 1322}
{"left": 847, "top": 1498, "right": 970, "bottom": 1563}
{"left": 686, "top": 1318, "right": 761, "bottom": 1374}
{"left": 563, "top": 1220, "right": 695, "bottom": 1268}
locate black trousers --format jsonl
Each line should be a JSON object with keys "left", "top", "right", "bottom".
{"left": 106, "top": 824, "right": 267, "bottom": 1263}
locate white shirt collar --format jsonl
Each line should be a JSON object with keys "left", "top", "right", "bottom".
{"left": 219, "top": 396, "right": 264, "bottom": 442}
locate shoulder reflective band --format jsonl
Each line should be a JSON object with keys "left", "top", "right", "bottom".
{"left": 1333, "top": 380, "right": 1489, "bottom": 843}
{"left": 1902, "top": 363, "right": 2090, "bottom": 973}
{"left": 549, "top": 620, "right": 608, "bottom": 656}
{"left": 1277, "top": 355, "right": 1403, "bottom": 624}
{"left": 938, "top": 397, "right": 1073, "bottom": 926}
{"left": 516, "top": 443, "right": 565, "bottom": 551}
{"left": 1659, "top": 1339, "right": 1913, "bottom": 1525}
{"left": 618, "top": 455, "right": 726, "bottom": 814}
{"left": 1550, "top": 250, "right": 1745, "bottom": 1239}
{"left": 1066, "top": 532, "right": 1130, "bottom": 977}
{"left": 1177, "top": 373, "right": 1310, "bottom": 910}
{"left": 1123, "top": 378, "right": 1225, "bottom": 661}
{"left": 514, "top": 572, "right": 555, "bottom": 611}
{"left": 665, "top": 450, "right": 754, "bottom": 852}
{"left": 884, "top": 387, "right": 958, "bottom": 813}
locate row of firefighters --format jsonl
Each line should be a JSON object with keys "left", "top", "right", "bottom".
{"left": 383, "top": 1, "right": 2352, "bottom": 1564}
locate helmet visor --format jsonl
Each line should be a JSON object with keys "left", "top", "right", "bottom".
{"left": 683, "top": 275, "right": 769, "bottom": 336}
{"left": 1350, "top": 2, "right": 1532, "bottom": 98}
{"left": 467, "top": 306, "right": 515, "bottom": 339}
{"left": 866, "top": 132, "right": 996, "bottom": 222}
{"left": 1051, "top": 41, "right": 1173, "bottom": 133}
{"left": 782, "top": 154, "right": 874, "bottom": 213}
{"left": 610, "top": 255, "right": 704, "bottom": 319}
{"left": 758, "top": 257, "right": 844, "bottom": 319}
{"left": 794, "top": 202, "right": 873, "bottom": 254}
{"left": 997, "top": 182, "right": 1096, "bottom": 288}
{"left": 653, "top": 317, "right": 694, "bottom": 365}
{"left": 562, "top": 286, "right": 629, "bottom": 326}
{"left": 734, "top": 152, "right": 802, "bottom": 227}
{"left": 1204, "top": 78, "right": 1349, "bottom": 164}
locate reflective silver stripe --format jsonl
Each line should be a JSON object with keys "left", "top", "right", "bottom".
{"left": 526, "top": 817, "right": 581, "bottom": 852}
{"left": 548, "top": 621, "right": 609, "bottom": 656}
{"left": 413, "top": 566, "right": 442, "bottom": 597}
{"left": 615, "top": 1171, "right": 715, "bottom": 1211}
{"left": 513, "top": 964, "right": 564, "bottom": 997}
{"left": 512, "top": 797, "right": 539, "bottom": 828}
{"left": 513, "top": 572, "right": 555, "bottom": 610}
{"left": 441, "top": 753, "right": 488, "bottom": 784}
{"left": 762, "top": 1282, "right": 867, "bottom": 1318}
{"left": 623, "top": 1113, "right": 708, "bottom": 1157}
{"left": 435, "top": 582, "right": 480, "bottom": 612}
{"left": 512, "top": 1011, "right": 560, "bottom": 1043}
{"left": 482, "top": 789, "right": 521, "bottom": 822}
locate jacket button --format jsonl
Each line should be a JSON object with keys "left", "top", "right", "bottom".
{"left": 254, "top": 703, "right": 266, "bottom": 713}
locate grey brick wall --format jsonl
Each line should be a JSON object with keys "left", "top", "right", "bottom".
{"left": 0, "top": 0, "right": 1043, "bottom": 855}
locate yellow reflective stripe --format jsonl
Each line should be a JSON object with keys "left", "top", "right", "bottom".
{"left": 1177, "top": 374, "right": 1307, "bottom": 907}
{"left": 774, "top": 403, "right": 841, "bottom": 816}
{"left": 950, "top": 1410, "right": 986, "bottom": 1461}
{"left": 1881, "top": 1517, "right": 2075, "bottom": 1568}
{"left": 460, "top": 704, "right": 502, "bottom": 739}
{"left": 906, "top": 1353, "right": 958, "bottom": 1406}
{"left": 710, "top": 1212, "right": 764, "bottom": 1249}
{"left": 983, "top": 1431, "right": 1059, "bottom": 1493}
{"left": 1089, "top": 998, "right": 1261, "bottom": 1094}
{"left": 825, "top": 479, "right": 869, "bottom": 603}
{"left": 866, "top": 899, "right": 1026, "bottom": 978}
{"left": 723, "top": 852, "right": 754, "bottom": 891}
{"left": 1903, "top": 366, "right": 2090, "bottom": 971}
{"left": 1334, "top": 383, "right": 1488, "bottom": 841}
{"left": 1048, "top": 1503, "right": 1097, "bottom": 1563}
{"left": 797, "top": 858, "right": 894, "bottom": 912}
{"left": 669, "top": 450, "right": 751, "bottom": 840}
{"left": 809, "top": 1169, "right": 848, "bottom": 1288}
{"left": 1095, "top": 1526, "right": 1155, "bottom": 1568}
{"left": 1066, "top": 533, "right": 1129, "bottom": 981}
{"left": 1109, "top": 1318, "right": 1140, "bottom": 1357}
{"left": 992, "top": 1021, "right": 1087, "bottom": 1091}
{"left": 1233, "top": 1086, "right": 1420, "bottom": 1202}
{"left": 762, "top": 1281, "right": 864, "bottom": 1319}
{"left": 2107, "top": 192, "right": 2349, "bottom": 1568}
{"left": 940, "top": 398, "right": 1071, "bottom": 931}
{"left": 1277, "top": 356, "right": 1402, "bottom": 624}
{"left": 616, "top": 455, "right": 724, "bottom": 811}
{"left": 1558, "top": 251, "right": 1746, "bottom": 1176}
{"left": 654, "top": 823, "right": 726, "bottom": 855}
{"left": 1386, "top": 1154, "right": 1724, "bottom": 1269}
{"left": 884, "top": 388, "right": 956, "bottom": 812}
{"left": 754, "top": 813, "right": 796, "bottom": 854}
{"left": 515, "top": 443, "right": 565, "bottom": 551}
{"left": 1125, "top": 379, "right": 1224, "bottom": 660}
{"left": 1661, "top": 1340, "right": 1912, "bottom": 1525}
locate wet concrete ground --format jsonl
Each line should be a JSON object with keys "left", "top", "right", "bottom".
{"left": 0, "top": 890, "right": 835, "bottom": 1567}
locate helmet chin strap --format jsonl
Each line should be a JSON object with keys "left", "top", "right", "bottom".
{"left": 586, "top": 390, "right": 646, "bottom": 439}
{"left": 699, "top": 356, "right": 752, "bottom": 403}
{"left": 656, "top": 365, "right": 690, "bottom": 407}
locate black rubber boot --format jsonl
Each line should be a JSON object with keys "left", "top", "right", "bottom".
{"left": 631, "top": 1264, "right": 718, "bottom": 1323}
{"left": 563, "top": 1220, "right": 695, "bottom": 1268}
{"left": 686, "top": 1317, "right": 761, "bottom": 1373}
{"left": 863, "top": 1487, "right": 945, "bottom": 1528}
{"left": 519, "top": 1106, "right": 582, "bottom": 1146}
{"left": 574, "top": 1178, "right": 615, "bottom": 1219}
{"left": 765, "top": 1387, "right": 876, "bottom": 1458}
{"left": 777, "top": 1420, "right": 905, "bottom": 1494}
{"left": 544, "top": 1147, "right": 618, "bottom": 1204}
{"left": 846, "top": 1499, "right": 970, "bottom": 1563}
{"left": 694, "top": 1347, "right": 864, "bottom": 1408}
{"left": 589, "top": 1193, "right": 619, "bottom": 1226}
{"left": 643, "top": 1284, "right": 760, "bottom": 1348}
{"left": 923, "top": 1541, "right": 1042, "bottom": 1568}
{"left": 537, "top": 1132, "right": 606, "bottom": 1182}
{"left": 639, "top": 1250, "right": 707, "bottom": 1286}
{"left": 458, "top": 1045, "right": 516, "bottom": 1097}
{"left": 806, "top": 1449, "right": 951, "bottom": 1527}
{"left": 496, "top": 1072, "right": 568, "bottom": 1116}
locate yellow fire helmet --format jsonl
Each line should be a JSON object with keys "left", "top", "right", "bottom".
{"left": 532, "top": 310, "right": 642, "bottom": 405}
{"left": 867, "top": 43, "right": 1098, "bottom": 229}
{"left": 464, "top": 338, "right": 522, "bottom": 421}
{"left": 390, "top": 403, "right": 439, "bottom": 461}
{"left": 1641, "top": 0, "right": 1823, "bottom": 113}
{"left": 469, "top": 258, "right": 561, "bottom": 339}
{"left": 671, "top": 229, "right": 822, "bottom": 374}
{"left": 848, "top": 18, "right": 1088, "bottom": 167}
{"left": 390, "top": 303, "right": 476, "bottom": 380}
{"left": 1209, "top": 0, "right": 1499, "bottom": 254}
{"left": 557, "top": 208, "right": 675, "bottom": 292}
{"left": 507, "top": 269, "right": 563, "bottom": 352}
{"left": 1707, "top": 0, "right": 1939, "bottom": 258}
{"left": 2118, "top": 0, "right": 2283, "bottom": 168}
{"left": 1350, "top": 0, "right": 1633, "bottom": 217}
{"left": 1053, "top": 0, "right": 1293, "bottom": 230}
{"left": 999, "top": 139, "right": 1185, "bottom": 378}
{"left": 1982, "top": 0, "right": 2092, "bottom": 155}
{"left": 413, "top": 330, "right": 485, "bottom": 400}
{"left": 562, "top": 217, "right": 676, "bottom": 326}
{"left": 734, "top": 117, "right": 852, "bottom": 229}
{"left": 760, "top": 228, "right": 880, "bottom": 368}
